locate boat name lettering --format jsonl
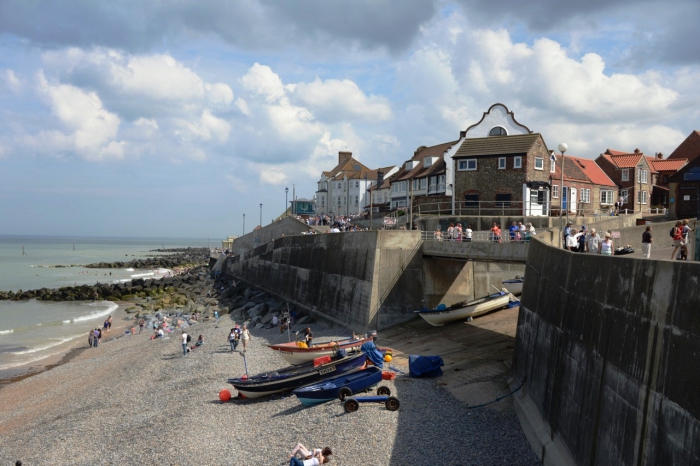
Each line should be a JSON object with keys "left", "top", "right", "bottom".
{"left": 280, "top": 351, "right": 293, "bottom": 355}
{"left": 318, "top": 367, "right": 336, "bottom": 375}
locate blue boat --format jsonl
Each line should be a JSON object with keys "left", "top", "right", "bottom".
{"left": 292, "top": 366, "right": 384, "bottom": 406}
{"left": 227, "top": 352, "right": 366, "bottom": 399}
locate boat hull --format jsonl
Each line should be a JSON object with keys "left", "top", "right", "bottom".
{"left": 417, "top": 292, "right": 512, "bottom": 326}
{"left": 228, "top": 352, "right": 367, "bottom": 399}
{"left": 293, "top": 366, "right": 383, "bottom": 406}
{"left": 502, "top": 279, "right": 523, "bottom": 296}
{"left": 269, "top": 337, "right": 371, "bottom": 365}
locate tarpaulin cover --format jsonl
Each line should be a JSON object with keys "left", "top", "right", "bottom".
{"left": 409, "top": 355, "right": 444, "bottom": 378}
{"left": 361, "top": 341, "right": 384, "bottom": 368}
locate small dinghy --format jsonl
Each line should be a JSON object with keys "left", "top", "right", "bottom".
{"left": 415, "top": 289, "right": 515, "bottom": 327}
{"left": 269, "top": 336, "right": 373, "bottom": 365}
{"left": 502, "top": 277, "right": 524, "bottom": 296}
{"left": 292, "top": 366, "right": 384, "bottom": 406}
{"left": 227, "top": 352, "right": 367, "bottom": 399}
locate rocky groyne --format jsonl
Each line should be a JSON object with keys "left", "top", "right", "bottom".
{"left": 83, "top": 247, "right": 209, "bottom": 269}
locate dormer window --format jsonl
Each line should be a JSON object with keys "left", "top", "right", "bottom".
{"left": 489, "top": 126, "right": 507, "bottom": 136}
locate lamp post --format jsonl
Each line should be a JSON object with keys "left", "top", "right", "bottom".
{"left": 637, "top": 162, "right": 644, "bottom": 214}
{"left": 259, "top": 203, "right": 263, "bottom": 227}
{"left": 242, "top": 214, "right": 245, "bottom": 235}
{"left": 285, "top": 187, "right": 289, "bottom": 217}
{"left": 558, "top": 143, "right": 568, "bottom": 249}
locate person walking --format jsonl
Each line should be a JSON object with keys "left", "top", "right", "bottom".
{"left": 641, "top": 226, "right": 653, "bottom": 259}
{"left": 464, "top": 225, "right": 473, "bottom": 242}
{"left": 563, "top": 222, "right": 572, "bottom": 249}
{"left": 93, "top": 329, "right": 100, "bottom": 347}
{"left": 586, "top": 228, "right": 601, "bottom": 254}
{"left": 88, "top": 330, "right": 94, "bottom": 348}
{"left": 601, "top": 232, "right": 614, "bottom": 256}
{"left": 138, "top": 318, "right": 145, "bottom": 334}
{"left": 678, "top": 219, "right": 693, "bottom": 260}
{"left": 447, "top": 223, "right": 455, "bottom": 241}
{"left": 181, "top": 331, "right": 188, "bottom": 356}
{"left": 228, "top": 328, "right": 238, "bottom": 352}
{"left": 577, "top": 226, "right": 587, "bottom": 252}
{"left": 670, "top": 221, "right": 684, "bottom": 260}
{"left": 434, "top": 227, "right": 442, "bottom": 241}
{"left": 241, "top": 325, "right": 250, "bottom": 352}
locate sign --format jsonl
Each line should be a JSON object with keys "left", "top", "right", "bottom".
{"left": 684, "top": 195, "right": 691, "bottom": 201}
{"left": 383, "top": 217, "right": 396, "bottom": 226}
{"left": 611, "top": 231, "right": 621, "bottom": 239}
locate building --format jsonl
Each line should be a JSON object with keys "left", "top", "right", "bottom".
{"left": 550, "top": 154, "right": 618, "bottom": 216}
{"left": 595, "top": 149, "right": 655, "bottom": 213}
{"left": 644, "top": 154, "right": 688, "bottom": 207}
{"left": 315, "top": 151, "right": 397, "bottom": 218}
{"left": 290, "top": 198, "right": 316, "bottom": 217}
{"left": 667, "top": 131, "right": 700, "bottom": 219}
{"left": 388, "top": 141, "right": 457, "bottom": 211}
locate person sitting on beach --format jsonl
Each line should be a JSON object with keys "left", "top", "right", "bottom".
{"left": 289, "top": 443, "right": 331, "bottom": 466}
{"left": 194, "top": 335, "right": 203, "bottom": 347}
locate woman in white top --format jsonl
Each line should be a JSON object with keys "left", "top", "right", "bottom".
{"left": 241, "top": 326, "right": 251, "bottom": 352}
{"left": 600, "top": 233, "right": 613, "bottom": 255}
{"left": 289, "top": 443, "right": 331, "bottom": 466}
{"left": 566, "top": 231, "right": 582, "bottom": 251}
{"left": 434, "top": 227, "right": 443, "bottom": 241}
{"left": 465, "top": 225, "right": 473, "bottom": 242}
{"left": 454, "top": 224, "right": 462, "bottom": 241}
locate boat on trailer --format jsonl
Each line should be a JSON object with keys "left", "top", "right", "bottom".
{"left": 502, "top": 277, "right": 524, "bottom": 296}
{"left": 227, "top": 352, "right": 367, "bottom": 399}
{"left": 415, "top": 289, "right": 515, "bottom": 327}
{"left": 292, "top": 366, "right": 384, "bottom": 406}
{"left": 268, "top": 335, "right": 373, "bottom": 365}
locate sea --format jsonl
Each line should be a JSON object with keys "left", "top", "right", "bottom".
{"left": 0, "top": 235, "right": 211, "bottom": 380}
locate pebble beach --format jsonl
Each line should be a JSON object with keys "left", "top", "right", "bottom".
{"left": 0, "top": 318, "right": 538, "bottom": 465}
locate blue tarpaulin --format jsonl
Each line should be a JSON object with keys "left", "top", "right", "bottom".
{"left": 361, "top": 341, "right": 384, "bottom": 368}
{"left": 409, "top": 355, "right": 444, "bottom": 378}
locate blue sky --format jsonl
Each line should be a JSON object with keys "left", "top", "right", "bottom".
{"left": 0, "top": 0, "right": 698, "bottom": 238}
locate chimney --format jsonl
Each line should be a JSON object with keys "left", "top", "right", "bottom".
{"left": 656, "top": 152, "right": 663, "bottom": 159}
{"left": 376, "top": 170, "right": 384, "bottom": 189}
{"left": 338, "top": 151, "right": 352, "bottom": 164}
{"left": 634, "top": 148, "right": 640, "bottom": 154}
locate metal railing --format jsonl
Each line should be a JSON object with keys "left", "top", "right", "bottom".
{"left": 420, "top": 230, "right": 535, "bottom": 243}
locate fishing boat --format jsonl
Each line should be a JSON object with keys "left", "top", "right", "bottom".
{"left": 292, "top": 366, "right": 384, "bottom": 406}
{"left": 227, "top": 352, "right": 367, "bottom": 399}
{"left": 269, "top": 335, "right": 373, "bottom": 365}
{"left": 415, "top": 289, "right": 514, "bottom": 327}
{"left": 502, "top": 277, "right": 524, "bottom": 296}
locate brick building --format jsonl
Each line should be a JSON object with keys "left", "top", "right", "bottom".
{"left": 667, "top": 131, "right": 700, "bottom": 219}
{"left": 595, "top": 149, "right": 655, "bottom": 213}
{"left": 550, "top": 154, "right": 617, "bottom": 216}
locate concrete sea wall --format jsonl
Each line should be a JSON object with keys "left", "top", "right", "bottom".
{"left": 231, "top": 217, "right": 313, "bottom": 256}
{"left": 512, "top": 238, "right": 700, "bottom": 465}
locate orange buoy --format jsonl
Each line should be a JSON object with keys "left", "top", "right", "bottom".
{"left": 384, "top": 354, "right": 392, "bottom": 362}
{"left": 219, "top": 389, "right": 232, "bottom": 402}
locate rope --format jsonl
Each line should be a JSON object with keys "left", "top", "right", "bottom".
{"left": 467, "top": 377, "right": 526, "bottom": 410}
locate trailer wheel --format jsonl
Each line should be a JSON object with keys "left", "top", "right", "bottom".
{"left": 338, "top": 387, "right": 353, "bottom": 401}
{"left": 377, "top": 386, "right": 391, "bottom": 396}
{"left": 344, "top": 398, "right": 359, "bottom": 413}
{"left": 385, "top": 396, "right": 400, "bottom": 411}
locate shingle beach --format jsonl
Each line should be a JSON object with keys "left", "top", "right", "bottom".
{"left": 0, "top": 313, "right": 538, "bottom": 465}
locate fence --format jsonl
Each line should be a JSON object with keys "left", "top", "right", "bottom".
{"left": 420, "top": 229, "right": 536, "bottom": 243}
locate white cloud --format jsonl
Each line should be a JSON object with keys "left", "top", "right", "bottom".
{"left": 240, "top": 63, "right": 286, "bottom": 103}
{"left": 291, "top": 78, "right": 392, "bottom": 122}
{"left": 206, "top": 82, "right": 234, "bottom": 106}
{"left": 3, "top": 69, "right": 23, "bottom": 94}
{"left": 174, "top": 110, "right": 231, "bottom": 145}
{"left": 35, "top": 71, "right": 124, "bottom": 161}
{"left": 235, "top": 98, "right": 250, "bottom": 116}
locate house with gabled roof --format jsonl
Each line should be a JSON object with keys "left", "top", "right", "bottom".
{"left": 595, "top": 149, "right": 655, "bottom": 213}
{"left": 550, "top": 154, "right": 618, "bottom": 215}
{"left": 667, "top": 131, "right": 700, "bottom": 163}
{"left": 315, "top": 151, "right": 397, "bottom": 218}
{"left": 644, "top": 154, "right": 688, "bottom": 206}
{"left": 666, "top": 131, "right": 700, "bottom": 219}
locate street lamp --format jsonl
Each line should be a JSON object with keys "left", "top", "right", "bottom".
{"left": 285, "top": 187, "right": 289, "bottom": 217}
{"left": 243, "top": 214, "right": 245, "bottom": 235}
{"left": 558, "top": 142, "right": 568, "bottom": 249}
{"left": 259, "top": 203, "right": 263, "bottom": 227}
{"left": 637, "top": 162, "right": 645, "bottom": 214}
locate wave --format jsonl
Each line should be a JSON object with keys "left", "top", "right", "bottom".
{"left": 11, "top": 334, "right": 84, "bottom": 355}
{"left": 0, "top": 329, "right": 14, "bottom": 335}
{"left": 0, "top": 349, "right": 67, "bottom": 370}
{"left": 72, "top": 301, "right": 118, "bottom": 323}
{"left": 130, "top": 272, "right": 155, "bottom": 278}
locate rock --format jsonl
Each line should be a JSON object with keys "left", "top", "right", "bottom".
{"left": 261, "top": 312, "right": 277, "bottom": 324}
{"left": 254, "top": 323, "right": 264, "bottom": 329}
{"left": 296, "top": 316, "right": 311, "bottom": 325}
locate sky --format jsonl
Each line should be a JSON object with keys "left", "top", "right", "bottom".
{"left": 0, "top": 0, "right": 699, "bottom": 238}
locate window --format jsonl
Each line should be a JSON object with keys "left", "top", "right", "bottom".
{"left": 550, "top": 160, "right": 556, "bottom": 173}
{"left": 489, "top": 126, "right": 507, "bottom": 136}
{"left": 637, "top": 190, "right": 648, "bottom": 204}
{"left": 464, "top": 194, "right": 479, "bottom": 208}
{"left": 321, "top": 197, "right": 325, "bottom": 207}
{"left": 514, "top": 156, "right": 522, "bottom": 169}
{"left": 498, "top": 157, "right": 506, "bottom": 169}
{"left": 355, "top": 181, "right": 359, "bottom": 188}
{"left": 622, "top": 169, "right": 629, "bottom": 181}
{"left": 621, "top": 189, "right": 628, "bottom": 204}
{"left": 600, "top": 190, "right": 613, "bottom": 205}
{"left": 438, "top": 175, "right": 446, "bottom": 191}
{"left": 495, "top": 193, "right": 512, "bottom": 207}
{"left": 581, "top": 188, "right": 591, "bottom": 203}
{"left": 337, "top": 182, "right": 342, "bottom": 189}
{"left": 413, "top": 179, "right": 420, "bottom": 190}
{"left": 428, "top": 177, "right": 437, "bottom": 193}
{"left": 552, "top": 185, "right": 559, "bottom": 198}
{"left": 355, "top": 196, "right": 358, "bottom": 205}
{"left": 534, "top": 157, "right": 544, "bottom": 170}
{"left": 530, "top": 190, "right": 539, "bottom": 206}
{"left": 638, "top": 169, "right": 648, "bottom": 184}
{"left": 458, "top": 159, "right": 477, "bottom": 171}
{"left": 337, "top": 197, "right": 341, "bottom": 206}
{"left": 420, "top": 178, "right": 427, "bottom": 190}
{"left": 537, "top": 190, "right": 546, "bottom": 205}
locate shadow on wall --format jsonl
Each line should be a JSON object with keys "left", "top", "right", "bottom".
{"left": 512, "top": 237, "right": 700, "bottom": 465}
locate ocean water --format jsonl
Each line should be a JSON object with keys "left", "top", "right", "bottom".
{"left": 0, "top": 235, "right": 211, "bottom": 379}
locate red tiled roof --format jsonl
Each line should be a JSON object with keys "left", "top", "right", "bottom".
{"left": 605, "top": 149, "right": 629, "bottom": 156}
{"left": 393, "top": 140, "right": 458, "bottom": 182}
{"left": 667, "top": 131, "right": 700, "bottom": 162}
{"left": 605, "top": 153, "right": 645, "bottom": 168}
{"left": 568, "top": 156, "right": 616, "bottom": 187}
{"left": 551, "top": 153, "right": 588, "bottom": 183}
{"left": 649, "top": 158, "right": 688, "bottom": 172}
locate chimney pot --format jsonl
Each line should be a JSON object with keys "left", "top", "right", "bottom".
{"left": 656, "top": 152, "right": 663, "bottom": 159}
{"left": 338, "top": 151, "right": 352, "bottom": 164}
{"left": 634, "top": 148, "right": 640, "bottom": 153}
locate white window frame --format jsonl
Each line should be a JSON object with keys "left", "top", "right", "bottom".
{"left": 498, "top": 157, "right": 506, "bottom": 169}
{"left": 552, "top": 185, "right": 559, "bottom": 198}
{"left": 534, "top": 157, "right": 544, "bottom": 170}
{"left": 600, "top": 190, "right": 613, "bottom": 205}
{"left": 622, "top": 169, "right": 629, "bottom": 182}
{"left": 514, "top": 156, "right": 522, "bottom": 169}
{"left": 621, "top": 189, "right": 629, "bottom": 203}
{"left": 581, "top": 188, "right": 591, "bottom": 203}
{"left": 420, "top": 178, "right": 427, "bottom": 190}
{"left": 638, "top": 169, "right": 648, "bottom": 184}
{"left": 638, "top": 190, "right": 648, "bottom": 204}
{"left": 550, "top": 160, "right": 556, "bottom": 173}
{"left": 412, "top": 179, "right": 420, "bottom": 190}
